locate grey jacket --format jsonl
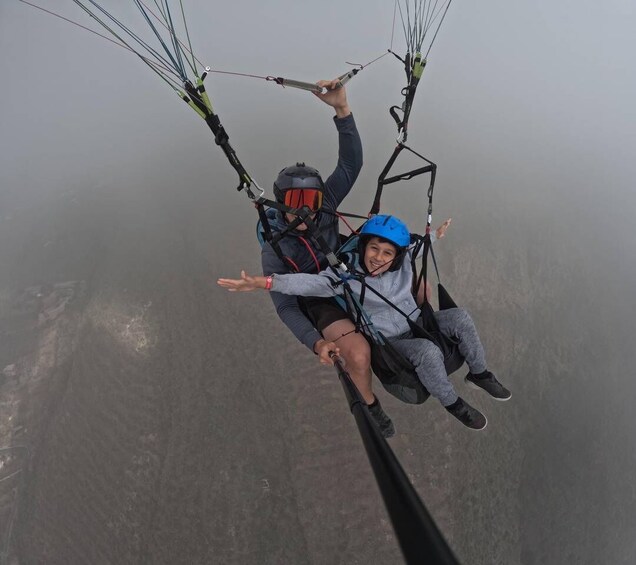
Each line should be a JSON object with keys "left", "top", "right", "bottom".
{"left": 271, "top": 249, "right": 423, "bottom": 339}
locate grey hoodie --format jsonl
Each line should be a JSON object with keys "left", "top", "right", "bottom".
{"left": 271, "top": 248, "right": 423, "bottom": 339}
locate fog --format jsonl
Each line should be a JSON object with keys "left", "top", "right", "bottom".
{"left": 1, "top": 1, "right": 635, "bottom": 564}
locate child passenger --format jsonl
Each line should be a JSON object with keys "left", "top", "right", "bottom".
{"left": 218, "top": 215, "right": 510, "bottom": 433}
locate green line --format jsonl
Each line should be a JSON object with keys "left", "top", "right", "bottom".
{"left": 412, "top": 52, "right": 425, "bottom": 79}
{"left": 196, "top": 78, "right": 214, "bottom": 113}
{"left": 179, "top": 92, "right": 208, "bottom": 119}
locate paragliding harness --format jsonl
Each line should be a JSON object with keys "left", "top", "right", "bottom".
{"left": 333, "top": 230, "right": 464, "bottom": 405}
{"left": 255, "top": 205, "right": 369, "bottom": 274}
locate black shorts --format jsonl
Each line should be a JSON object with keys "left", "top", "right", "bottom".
{"left": 298, "top": 297, "right": 349, "bottom": 333}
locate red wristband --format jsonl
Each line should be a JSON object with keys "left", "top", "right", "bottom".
{"left": 265, "top": 275, "right": 273, "bottom": 290}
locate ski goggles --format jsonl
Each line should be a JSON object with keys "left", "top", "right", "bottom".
{"left": 283, "top": 188, "right": 324, "bottom": 212}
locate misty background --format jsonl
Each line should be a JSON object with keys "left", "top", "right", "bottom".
{"left": 1, "top": 1, "right": 635, "bottom": 564}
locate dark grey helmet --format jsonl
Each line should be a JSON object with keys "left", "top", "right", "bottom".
{"left": 273, "top": 162, "right": 325, "bottom": 203}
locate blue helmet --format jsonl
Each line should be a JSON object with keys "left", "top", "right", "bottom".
{"left": 358, "top": 215, "right": 411, "bottom": 272}
{"left": 359, "top": 215, "right": 410, "bottom": 248}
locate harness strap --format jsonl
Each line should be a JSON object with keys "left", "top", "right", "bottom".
{"left": 258, "top": 197, "right": 349, "bottom": 276}
{"left": 371, "top": 143, "right": 437, "bottom": 217}
{"left": 298, "top": 236, "right": 321, "bottom": 273}
{"left": 355, "top": 276, "right": 367, "bottom": 333}
{"left": 256, "top": 202, "right": 295, "bottom": 271}
{"left": 336, "top": 257, "right": 439, "bottom": 345}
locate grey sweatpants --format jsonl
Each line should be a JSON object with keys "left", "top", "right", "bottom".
{"left": 389, "top": 308, "right": 487, "bottom": 407}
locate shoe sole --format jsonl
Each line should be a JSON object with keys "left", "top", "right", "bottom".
{"left": 463, "top": 419, "right": 487, "bottom": 431}
{"left": 465, "top": 376, "right": 512, "bottom": 402}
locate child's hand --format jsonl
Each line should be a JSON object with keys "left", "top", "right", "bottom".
{"left": 436, "top": 218, "right": 452, "bottom": 239}
{"left": 217, "top": 270, "right": 262, "bottom": 292}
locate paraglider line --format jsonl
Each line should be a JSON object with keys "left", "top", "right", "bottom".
{"left": 18, "top": 0, "right": 128, "bottom": 51}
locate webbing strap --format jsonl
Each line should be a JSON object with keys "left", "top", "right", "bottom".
{"left": 181, "top": 80, "right": 255, "bottom": 195}
{"left": 257, "top": 197, "right": 348, "bottom": 275}
{"left": 335, "top": 257, "right": 438, "bottom": 346}
{"left": 371, "top": 142, "right": 436, "bottom": 217}
{"left": 339, "top": 275, "right": 385, "bottom": 344}
{"left": 256, "top": 203, "right": 294, "bottom": 271}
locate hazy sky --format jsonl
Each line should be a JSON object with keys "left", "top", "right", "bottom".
{"left": 2, "top": 1, "right": 635, "bottom": 222}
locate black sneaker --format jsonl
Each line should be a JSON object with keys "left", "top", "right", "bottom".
{"left": 465, "top": 371, "right": 511, "bottom": 401}
{"left": 368, "top": 398, "right": 396, "bottom": 438}
{"left": 445, "top": 397, "right": 487, "bottom": 430}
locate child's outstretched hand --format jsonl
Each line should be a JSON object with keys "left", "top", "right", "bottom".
{"left": 217, "top": 270, "right": 263, "bottom": 292}
{"left": 436, "top": 218, "right": 452, "bottom": 240}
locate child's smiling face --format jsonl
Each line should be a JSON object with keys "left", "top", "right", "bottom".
{"left": 364, "top": 237, "right": 399, "bottom": 276}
